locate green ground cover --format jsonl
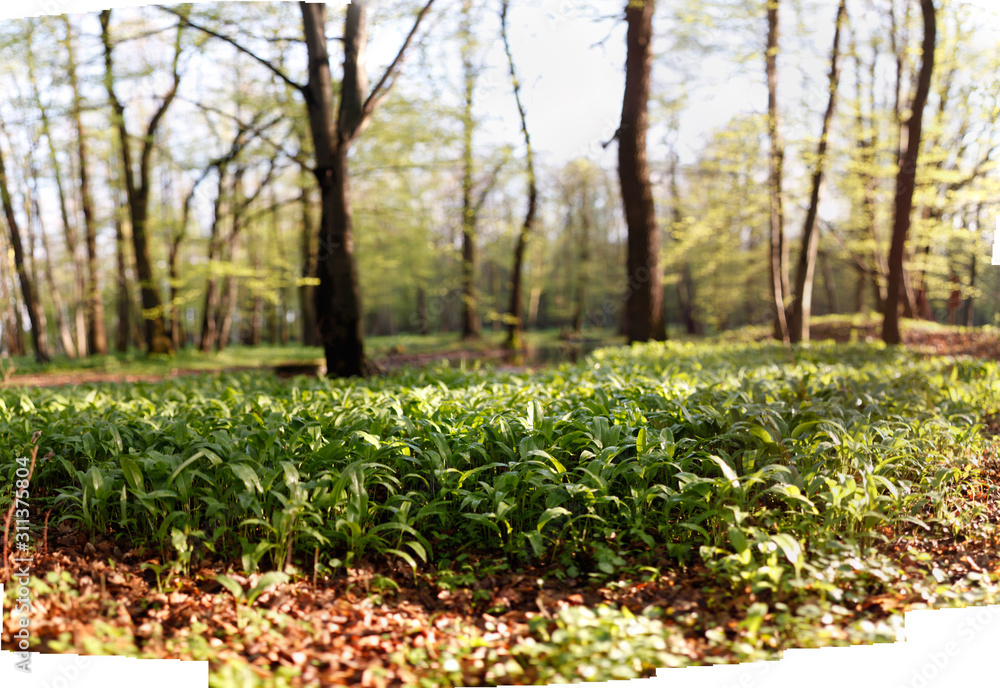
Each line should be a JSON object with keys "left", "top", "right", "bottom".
{"left": 2, "top": 340, "right": 999, "bottom": 685}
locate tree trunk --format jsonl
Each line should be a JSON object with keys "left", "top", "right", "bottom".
{"left": 112, "top": 169, "right": 130, "bottom": 354}
{"left": 415, "top": 285, "right": 429, "bottom": 334}
{"left": 25, "top": 150, "right": 76, "bottom": 359}
{"left": 964, "top": 206, "right": 980, "bottom": 327}
{"left": 298, "top": 183, "right": 317, "bottom": 346}
{"left": 819, "top": 250, "right": 838, "bottom": 315}
{"left": 0, "top": 247, "right": 24, "bottom": 356}
{"left": 854, "top": 265, "right": 867, "bottom": 313}
{"left": 964, "top": 252, "right": 976, "bottom": 327}
{"left": 617, "top": 0, "right": 665, "bottom": 344}
{"left": 216, "top": 276, "right": 237, "bottom": 351}
{"left": 199, "top": 164, "right": 229, "bottom": 352}
{"left": 65, "top": 17, "right": 108, "bottom": 356}
{"left": 28, "top": 24, "right": 85, "bottom": 358}
{"left": 766, "top": 0, "right": 790, "bottom": 344}
{"left": 303, "top": 3, "right": 366, "bottom": 376}
{"left": 250, "top": 294, "right": 264, "bottom": 346}
{"left": 853, "top": 39, "right": 888, "bottom": 313}
{"left": 101, "top": 10, "right": 177, "bottom": 356}
{"left": 459, "top": 0, "right": 480, "bottom": 340}
{"left": 168, "top": 239, "right": 185, "bottom": 351}
{"left": 789, "top": 0, "right": 846, "bottom": 343}
{"left": 571, "top": 181, "right": 592, "bottom": 333}
{"left": 500, "top": 0, "right": 537, "bottom": 351}
{"left": 884, "top": 0, "right": 936, "bottom": 345}
{"left": 0, "top": 142, "right": 49, "bottom": 362}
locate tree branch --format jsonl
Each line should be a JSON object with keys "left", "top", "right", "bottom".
{"left": 472, "top": 154, "right": 508, "bottom": 217}
{"left": 157, "top": 5, "right": 305, "bottom": 94}
{"left": 362, "top": 0, "right": 437, "bottom": 118}
{"left": 140, "top": 19, "right": 185, "bottom": 189}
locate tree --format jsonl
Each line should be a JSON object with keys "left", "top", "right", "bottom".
{"left": 169, "top": 1, "right": 435, "bottom": 374}
{"left": 501, "top": 0, "right": 537, "bottom": 351}
{"left": 100, "top": 9, "right": 184, "bottom": 355}
{"left": 26, "top": 21, "right": 83, "bottom": 358}
{"left": 64, "top": 15, "right": 107, "bottom": 356}
{"left": 788, "top": 0, "right": 847, "bottom": 343}
{"left": 883, "top": 0, "right": 936, "bottom": 345}
{"left": 0, "top": 137, "right": 49, "bottom": 362}
{"left": 618, "top": 0, "right": 665, "bottom": 343}
{"left": 765, "top": 0, "right": 789, "bottom": 344}
{"left": 459, "top": 0, "right": 481, "bottom": 340}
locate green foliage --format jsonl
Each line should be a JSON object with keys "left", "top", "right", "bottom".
{"left": 1, "top": 341, "right": 995, "bottom": 597}
{"left": 512, "top": 605, "right": 689, "bottom": 681}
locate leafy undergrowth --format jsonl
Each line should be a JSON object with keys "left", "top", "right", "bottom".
{"left": 3, "top": 340, "right": 1000, "bottom": 685}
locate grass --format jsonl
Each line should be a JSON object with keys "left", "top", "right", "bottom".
{"left": 2, "top": 343, "right": 325, "bottom": 377}
{"left": 2, "top": 327, "right": 625, "bottom": 379}
{"left": 2, "top": 337, "right": 999, "bottom": 684}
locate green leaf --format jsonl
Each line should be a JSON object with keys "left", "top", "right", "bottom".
{"left": 82, "top": 431, "right": 97, "bottom": 457}
{"left": 706, "top": 454, "right": 740, "bottom": 484}
{"left": 246, "top": 572, "right": 290, "bottom": 605}
{"left": 229, "top": 463, "right": 263, "bottom": 493}
{"left": 635, "top": 427, "right": 648, "bottom": 454}
{"left": 790, "top": 421, "right": 822, "bottom": 439}
{"left": 728, "top": 526, "right": 750, "bottom": 554}
{"left": 537, "top": 506, "right": 571, "bottom": 532}
{"left": 119, "top": 456, "right": 143, "bottom": 491}
{"left": 215, "top": 574, "right": 245, "bottom": 600}
{"left": 770, "top": 533, "right": 802, "bottom": 568}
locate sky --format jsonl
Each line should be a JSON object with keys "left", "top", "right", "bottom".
{"left": 5, "top": 0, "right": 997, "bottom": 173}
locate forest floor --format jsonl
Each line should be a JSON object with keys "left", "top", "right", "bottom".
{"left": 4, "top": 321, "right": 1000, "bottom": 686}
{"left": 7, "top": 439, "right": 1000, "bottom": 686}
{"left": 5, "top": 317, "right": 999, "bottom": 389}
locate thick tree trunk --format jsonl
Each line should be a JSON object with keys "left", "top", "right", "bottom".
{"left": 766, "top": 0, "right": 790, "bottom": 344}
{"left": 0, "top": 144, "right": 49, "bottom": 362}
{"left": 303, "top": 3, "right": 366, "bottom": 376}
{"left": 312, "top": 145, "right": 366, "bottom": 376}
{"left": 789, "top": 0, "right": 846, "bottom": 343}
{"left": 618, "top": 0, "right": 665, "bottom": 343}
{"left": 101, "top": 10, "right": 177, "bottom": 356}
{"left": 884, "top": 0, "right": 936, "bottom": 345}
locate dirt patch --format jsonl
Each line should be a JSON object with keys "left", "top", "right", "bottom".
{"left": 2, "top": 367, "right": 261, "bottom": 390}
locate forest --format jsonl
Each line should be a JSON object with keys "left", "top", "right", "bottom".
{"left": 1, "top": 1, "right": 1000, "bottom": 687}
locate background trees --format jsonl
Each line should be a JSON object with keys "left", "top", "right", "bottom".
{"left": 0, "top": 1, "right": 997, "bottom": 370}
